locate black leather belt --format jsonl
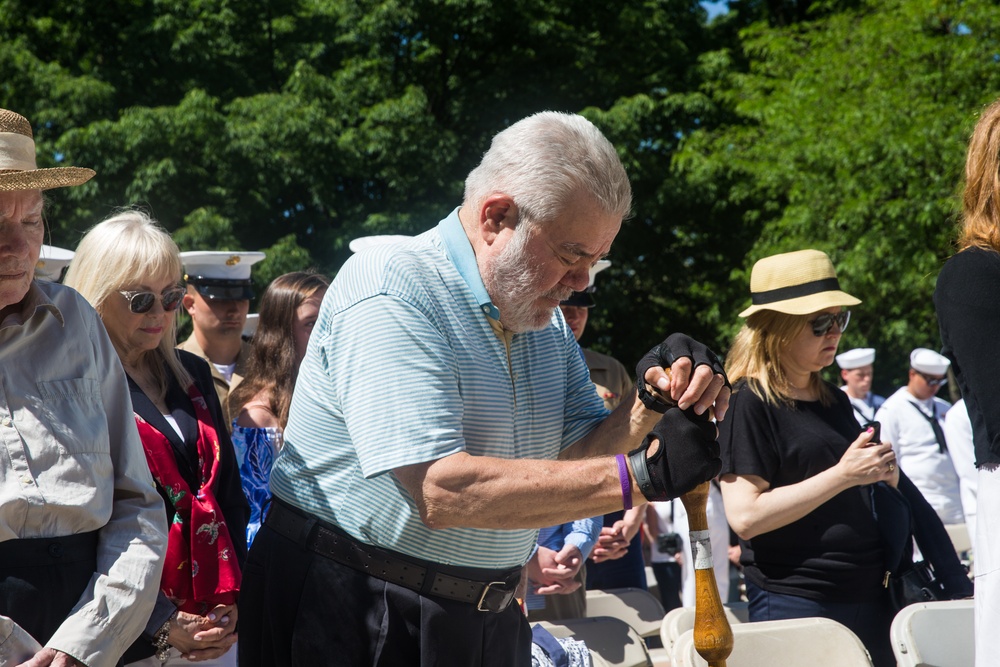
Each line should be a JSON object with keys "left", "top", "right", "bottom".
{"left": 265, "top": 499, "right": 520, "bottom": 613}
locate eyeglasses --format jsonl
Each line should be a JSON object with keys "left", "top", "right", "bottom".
{"left": 809, "top": 310, "right": 851, "bottom": 337}
{"left": 916, "top": 371, "right": 948, "bottom": 387}
{"left": 119, "top": 287, "right": 185, "bottom": 314}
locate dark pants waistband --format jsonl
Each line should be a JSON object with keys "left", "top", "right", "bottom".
{"left": 264, "top": 498, "right": 520, "bottom": 612}
{"left": 0, "top": 531, "right": 99, "bottom": 569}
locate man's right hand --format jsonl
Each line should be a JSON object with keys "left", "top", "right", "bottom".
{"left": 637, "top": 333, "right": 730, "bottom": 419}
{"left": 628, "top": 407, "right": 721, "bottom": 501}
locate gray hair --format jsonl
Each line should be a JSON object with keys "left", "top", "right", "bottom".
{"left": 64, "top": 209, "right": 192, "bottom": 392}
{"left": 463, "top": 112, "right": 632, "bottom": 226}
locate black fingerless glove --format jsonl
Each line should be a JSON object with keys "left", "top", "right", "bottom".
{"left": 628, "top": 407, "right": 722, "bottom": 501}
{"left": 635, "top": 333, "right": 730, "bottom": 413}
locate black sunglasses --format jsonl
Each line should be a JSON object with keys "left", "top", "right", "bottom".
{"left": 915, "top": 371, "right": 948, "bottom": 387}
{"left": 809, "top": 310, "right": 851, "bottom": 337}
{"left": 119, "top": 287, "right": 185, "bottom": 314}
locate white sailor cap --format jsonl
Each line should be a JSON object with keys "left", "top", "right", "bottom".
{"left": 910, "top": 348, "right": 950, "bottom": 376}
{"left": 35, "top": 245, "right": 74, "bottom": 282}
{"left": 181, "top": 251, "right": 266, "bottom": 300}
{"left": 835, "top": 347, "right": 875, "bottom": 370}
{"left": 242, "top": 313, "right": 259, "bottom": 339}
{"left": 561, "top": 260, "right": 612, "bottom": 308}
{"left": 348, "top": 235, "right": 412, "bottom": 253}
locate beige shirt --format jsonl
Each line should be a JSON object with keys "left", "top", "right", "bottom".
{"left": 177, "top": 334, "right": 249, "bottom": 427}
{"left": 0, "top": 281, "right": 167, "bottom": 666}
{"left": 582, "top": 347, "right": 632, "bottom": 411}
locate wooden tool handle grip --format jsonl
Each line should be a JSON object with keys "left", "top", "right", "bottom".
{"left": 680, "top": 482, "right": 734, "bottom": 667}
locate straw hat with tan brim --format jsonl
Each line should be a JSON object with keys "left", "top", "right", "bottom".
{"left": 0, "top": 109, "right": 95, "bottom": 192}
{"left": 739, "top": 249, "right": 860, "bottom": 317}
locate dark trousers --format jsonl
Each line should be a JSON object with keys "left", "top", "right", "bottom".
{"left": 651, "top": 561, "right": 683, "bottom": 612}
{"left": 746, "top": 580, "right": 894, "bottom": 667}
{"left": 0, "top": 533, "right": 101, "bottom": 653}
{"left": 239, "top": 523, "right": 532, "bottom": 667}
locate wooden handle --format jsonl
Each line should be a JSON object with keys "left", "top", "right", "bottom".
{"left": 680, "top": 482, "right": 734, "bottom": 667}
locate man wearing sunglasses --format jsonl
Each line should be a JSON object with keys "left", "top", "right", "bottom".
{"left": 875, "top": 348, "right": 964, "bottom": 525}
{"left": 178, "top": 250, "right": 265, "bottom": 428}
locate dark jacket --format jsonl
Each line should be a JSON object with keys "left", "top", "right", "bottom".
{"left": 123, "top": 349, "right": 249, "bottom": 662}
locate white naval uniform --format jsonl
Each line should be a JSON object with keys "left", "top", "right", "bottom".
{"left": 841, "top": 386, "right": 885, "bottom": 426}
{"left": 943, "top": 398, "right": 977, "bottom": 548}
{"left": 875, "top": 387, "right": 964, "bottom": 524}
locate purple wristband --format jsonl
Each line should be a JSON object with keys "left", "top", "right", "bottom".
{"left": 615, "top": 454, "right": 633, "bottom": 511}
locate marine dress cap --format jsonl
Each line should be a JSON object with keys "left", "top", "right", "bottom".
{"left": 348, "top": 235, "right": 412, "bottom": 253}
{"left": 35, "top": 245, "right": 75, "bottom": 281}
{"left": 739, "top": 249, "right": 861, "bottom": 317}
{"left": 181, "top": 250, "right": 266, "bottom": 300}
{"left": 0, "top": 109, "right": 95, "bottom": 191}
{"left": 561, "top": 259, "right": 612, "bottom": 308}
{"left": 836, "top": 347, "right": 875, "bottom": 370}
{"left": 910, "top": 348, "right": 950, "bottom": 376}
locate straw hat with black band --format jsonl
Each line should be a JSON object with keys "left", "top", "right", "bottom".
{"left": 739, "top": 249, "right": 860, "bottom": 317}
{"left": 0, "top": 109, "right": 95, "bottom": 191}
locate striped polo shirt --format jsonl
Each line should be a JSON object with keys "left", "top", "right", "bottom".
{"left": 269, "top": 209, "right": 608, "bottom": 568}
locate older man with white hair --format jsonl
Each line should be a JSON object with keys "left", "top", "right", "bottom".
{"left": 875, "top": 348, "right": 964, "bottom": 525}
{"left": 239, "top": 111, "right": 731, "bottom": 667}
{"left": 0, "top": 108, "right": 167, "bottom": 667}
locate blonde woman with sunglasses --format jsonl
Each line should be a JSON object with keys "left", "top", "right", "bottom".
{"left": 65, "top": 211, "right": 248, "bottom": 666}
{"left": 717, "top": 249, "right": 970, "bottom": 667}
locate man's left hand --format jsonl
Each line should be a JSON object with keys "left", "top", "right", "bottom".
{"left": 17, "top": 649, "right": 83, "bottom": 667}
{"left": 637, "top": 333, "right": 730, "bottom": 420}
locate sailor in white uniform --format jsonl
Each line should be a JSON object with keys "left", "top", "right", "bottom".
{"left": 836, "top": 347, "right": 885, "bottom": 426}
{"left": 875, "top": 348, "right": 964, "bottom": 525}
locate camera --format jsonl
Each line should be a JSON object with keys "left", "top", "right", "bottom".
{"left": 657, "top": 532, "right": 684, "bottom": 556}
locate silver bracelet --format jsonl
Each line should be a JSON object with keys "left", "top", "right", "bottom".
{"left": 153, "top": 612, "right": 175, "bottom": 661}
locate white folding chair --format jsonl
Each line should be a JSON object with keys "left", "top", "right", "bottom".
{"left": 671, "top": 616, "right": 872, "bottom": 667}
{"left": 944, "top": 523, "right": 974, "bottom": 571}
{"left": 586, "top": 587, "right": 667, "bottom": 639}
{"left": 658, "top": 603, "right": 748, "bottom": 656}
{"left": 890, "top": 598, "right": 975, "bottom": 667}
{"left": 540, "top": 616, "right": 652, "bottom": 667}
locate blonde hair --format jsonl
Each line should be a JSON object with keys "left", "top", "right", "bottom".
{"left": 960, "top": 97, "right": 1000, "bottom": 252}
{"left": 725, "top": 310, "right": 834, "bottom": 407}
{"left": 64, "top": 209, "right": 191, "bottom": 399}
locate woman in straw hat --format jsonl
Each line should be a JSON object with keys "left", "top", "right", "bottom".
{"left": 0, "top": 107, "right": 168, "bottom": 667}
{"left": 717, "top": 249, "right": 969, "bottom": 667}
{"left": 65, "top": 211, "right": 247, "bottom": 667}
{"left": 934, "top": 96, "right": 1000, "bottom": 667}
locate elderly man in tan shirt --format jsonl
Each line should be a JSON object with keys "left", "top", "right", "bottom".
{"left": 0, "top": 108, "right": 167, "bottom": 667}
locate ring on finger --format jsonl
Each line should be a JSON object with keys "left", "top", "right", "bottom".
{"left": 887, "top": 462, "right": 895, "bottom": 472}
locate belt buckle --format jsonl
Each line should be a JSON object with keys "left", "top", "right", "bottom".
{"left": 476, "top": 581, "right": 514, "bottom": 613}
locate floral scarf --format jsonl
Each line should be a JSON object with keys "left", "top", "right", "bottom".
{"left": 135, "top": 384, "right": 241, "bottom": 614}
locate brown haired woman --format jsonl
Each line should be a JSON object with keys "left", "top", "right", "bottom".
{"left": 228, "top": 271, "right": 330, "bottom": 546}
{"left": 934, "top": 96, "right": 1000, "bottom": 667}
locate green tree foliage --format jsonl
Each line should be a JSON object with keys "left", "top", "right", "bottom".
{"left": 2, "top": 0, "right": 717, "bottom": 336}
{"left": 675, "top": 0, "right": 1000, "bottom": 391}
{"left": 4, "top": 0, "right": 999, "bottom": 379}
